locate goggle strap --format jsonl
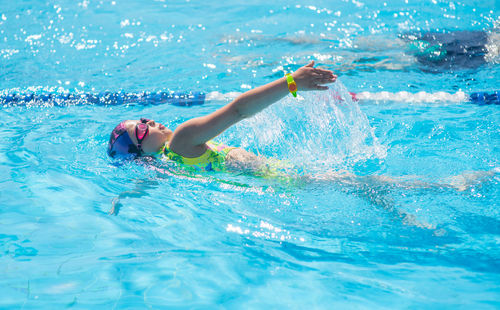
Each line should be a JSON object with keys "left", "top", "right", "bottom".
{"left": 135, "top": 123, "right": 149, "bottom": 155}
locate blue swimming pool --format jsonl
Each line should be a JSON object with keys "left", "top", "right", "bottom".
{"left": 1, "top": 0, "right": 499, "bottom": 308}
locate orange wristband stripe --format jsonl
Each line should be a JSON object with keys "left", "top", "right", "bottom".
{"left": 285, "top": 73, "right": 297, "bottom": 97}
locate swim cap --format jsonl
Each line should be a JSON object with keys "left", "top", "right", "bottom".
{"left": 107, "top": 121, "right": 140, "bottom": 158}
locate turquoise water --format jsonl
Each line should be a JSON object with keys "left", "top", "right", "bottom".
{"left": 1, "top": 0, "right": 500, "bottom": 308}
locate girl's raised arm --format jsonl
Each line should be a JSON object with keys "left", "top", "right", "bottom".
{"left": 168, "top": 61, "right": 336, "bottom": 157}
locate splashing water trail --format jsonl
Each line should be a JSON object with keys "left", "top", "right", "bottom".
{"left": 234, "top": 80, "right": 387, "bottom": 172}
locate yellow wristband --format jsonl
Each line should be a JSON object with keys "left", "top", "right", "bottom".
{"left": 285, "top": 73, "right": 297, "bottom": 97}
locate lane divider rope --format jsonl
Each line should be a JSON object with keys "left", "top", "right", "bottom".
{"left": 0, "top": 90, "right": 498, "bottom": 106}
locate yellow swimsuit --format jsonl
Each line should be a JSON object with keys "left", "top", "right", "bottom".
{"left": 163, "top": 141, "right": 236, "bottom": 172}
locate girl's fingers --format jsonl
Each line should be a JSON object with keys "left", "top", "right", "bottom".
{"left": 313, "top": 67, "right": 330, "bottom": 73}
{"left": 299, "top": 63, "right": 337, "bottom": 86}
{"left": 314, "top": 74, "right": 335, "bottom": 79}
{"left": 313, "top": 76, "right": 336, "bottom": 83}
{"left": 313, "top": 68, "right": 333, "bottom": 75}
{"left": 310, "top": 72, "right": 335, "bottom": 81}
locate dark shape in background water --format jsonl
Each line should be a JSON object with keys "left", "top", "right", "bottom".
{"left": 401, "top": 30, "right": 489, "bottom": 72}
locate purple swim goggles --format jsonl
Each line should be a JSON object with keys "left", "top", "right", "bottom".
{"left": 107, "top": 118, "right": 150, "bottom": 158}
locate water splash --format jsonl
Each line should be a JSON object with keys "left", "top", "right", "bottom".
{"left": 233, "top": 80, "right": 387, "bottom": 172}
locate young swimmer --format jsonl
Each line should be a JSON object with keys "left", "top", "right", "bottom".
{"left": 107, "top": 60, "right": 498, "bottom": 217}
{"left": 107, "top": 61, "right": 337, "bottom": 173}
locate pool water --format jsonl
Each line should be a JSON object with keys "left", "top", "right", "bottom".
{"left": 1, "top": 0, "right": 499, "bottom": 308}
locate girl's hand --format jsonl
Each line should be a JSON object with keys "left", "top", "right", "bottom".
{"left": 292, "top": 61, "right": 337, "bottom": 91}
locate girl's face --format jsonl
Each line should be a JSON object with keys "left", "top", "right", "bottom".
{"left": 125, "top": 119, "right": 172, "bottom": 155}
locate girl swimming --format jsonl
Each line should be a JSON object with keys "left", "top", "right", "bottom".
{"left": 107, "top": 61, "right": 337, "bottom": 173}
{"left": 107, "top": 60, "right": 497, "bottom": 218}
